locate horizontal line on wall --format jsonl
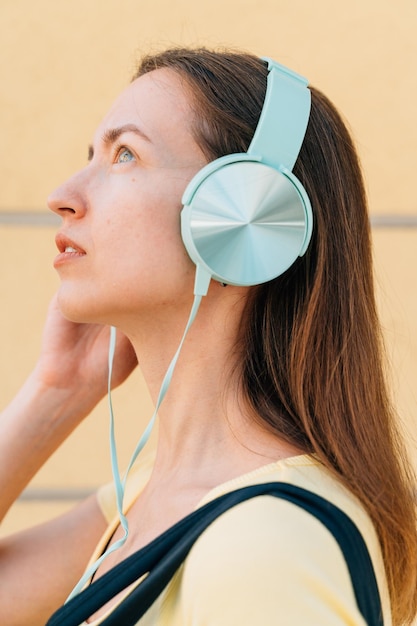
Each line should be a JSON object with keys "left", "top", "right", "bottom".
{"left": 370, "top": 214, "right": 417, "bottom": 228}
{"left": 0, "top": 211, "right": 59, "bottom": 226}
{"left": 0, "top": 211, "right": 417, "bottom": 228}
{"left": 19, "top": 487, "right": 95, "bottom": 502}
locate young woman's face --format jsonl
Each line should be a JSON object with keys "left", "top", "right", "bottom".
{"left": 49, "top": 69, "right": 207, "bottom": 325}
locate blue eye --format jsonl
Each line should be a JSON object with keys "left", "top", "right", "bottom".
{"left": 117, "top": 147, "right": 134, "bottom": 163}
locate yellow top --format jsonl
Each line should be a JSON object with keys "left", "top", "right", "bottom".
{"left": 83, "top": 453, "right": 391, "bottom": 625}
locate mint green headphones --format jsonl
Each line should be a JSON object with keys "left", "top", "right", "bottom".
{"left": 181, "top": 58, "right": 313, "bottom": 288}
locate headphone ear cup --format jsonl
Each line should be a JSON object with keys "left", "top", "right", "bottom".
{"left": 181, "top": 160, "right": 312, "bottom": 287}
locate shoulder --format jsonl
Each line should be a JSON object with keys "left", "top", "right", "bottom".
{"left": 178, "top": 460, "right": 387, "bottom": 625}
{"left": 181, "top": 494, "right": 367, "bottom": 624}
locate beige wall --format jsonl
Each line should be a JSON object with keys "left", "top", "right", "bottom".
{"left": 0, "top": 0, "right": 416, "bottom": 535}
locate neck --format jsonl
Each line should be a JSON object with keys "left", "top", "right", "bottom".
{"left": 120, "top": 284, "right": 301, "bottom": 488}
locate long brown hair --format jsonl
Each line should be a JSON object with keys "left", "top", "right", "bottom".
{"left": 135, "top": 47, "right": 417, "bottom": 625}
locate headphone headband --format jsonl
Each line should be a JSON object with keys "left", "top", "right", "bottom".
{"left": 248, "top": 58, "right": 311, "bottom": 171}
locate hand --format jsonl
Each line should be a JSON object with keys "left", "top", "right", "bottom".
{"left": 34, "top": 294, "right": 137, "bottom": 409}
{"left": 0, "top": 295, "right": 137, "bottom": 525}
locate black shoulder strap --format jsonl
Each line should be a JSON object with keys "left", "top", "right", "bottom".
{"left": 46, "top": 482, "right": 383, "bottom": 626}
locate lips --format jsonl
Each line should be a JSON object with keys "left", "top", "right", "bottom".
{"left": 55, "top": 233, "right": 86, "bottom": 255}
{"left": 54, "top": 233, "right": 86, "bottom": 268}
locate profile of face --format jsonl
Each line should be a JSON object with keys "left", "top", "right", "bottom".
{"left": 48, "top": 69, "right": 208, "bottom": 327}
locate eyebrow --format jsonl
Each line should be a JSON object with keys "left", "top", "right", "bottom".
{"left": 88, "top": 123, "right": 152, "bottom": 161}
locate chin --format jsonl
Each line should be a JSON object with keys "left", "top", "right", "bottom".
{"left": 57, "top": 285, "right": 105, "bottom": 324}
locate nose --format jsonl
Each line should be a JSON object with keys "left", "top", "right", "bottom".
{"left": 47, "top": 169, "right": 88, "bottom": 219}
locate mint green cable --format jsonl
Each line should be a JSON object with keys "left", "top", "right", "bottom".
{"left": 66, "top": 266, "right": 211, "bottom": 601}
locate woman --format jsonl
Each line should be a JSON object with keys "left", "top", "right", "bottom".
{"left": 0, "top": 47, "right": 416, "bottom": 625}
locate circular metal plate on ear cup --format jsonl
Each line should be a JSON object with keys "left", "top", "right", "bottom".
{"left": 181, "top": 160, "right": 310, "bottom": 286}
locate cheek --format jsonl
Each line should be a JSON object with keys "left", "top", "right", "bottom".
{"left": 99, "top": 198, "right": 195, "bottom": 292}
{"left": 93, "top": 169, "right": 199, "bottom": 288}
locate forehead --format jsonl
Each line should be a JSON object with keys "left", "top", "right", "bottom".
{"left": 96, "top": 69, "right": 197, "bottom": 151}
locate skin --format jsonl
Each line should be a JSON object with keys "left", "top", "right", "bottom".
{"left": 0, "top": 69, "right": 301, "bottom": 624}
